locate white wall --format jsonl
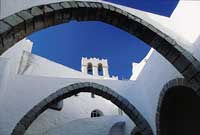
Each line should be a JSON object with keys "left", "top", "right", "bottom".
{"left": 0, "top": 39, "right": 198, "bottom": 135}
{"left": 41, "top": 116, "right": 132, "bottom": 135}
{"left": 0, "top": 39, "right": 195, "bottom": 135}
{"left": 0, "top": 57, "right": 10, "bottom": 97}
{"left": 0, "top": 39, "right": 135, "bottom": 135}
{"left": 130, "top": 49, "right": 153, "bottom": 80}
{"left": 0, "top": 74, "right": 137, "bottom": 135}
{"left": 1, "top": 0, "right": 200, "bottom": 134}
{"left": 1, "top": 39, "right": 33, "bottom": 79}
{"left": 25, "top": 93, "right": 120, "bottom": 135}
{"left": 130, "top": 50, "right": 182, "bottom": 134}
{"left": 193, "top": 35, "right": 200, "bottom": 62}
{"left": 18, "top": 51, "right": 97, "bottom": 79}
{"left": 1, "top": 51, "right": 182, "bottom": 134}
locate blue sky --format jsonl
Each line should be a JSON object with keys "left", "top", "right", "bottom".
{"left": 28, "top": 1, "right": 179, "bottom": 79}
{"left": 105, "top": 0, "right": 179, "bottom": 17}
{"left": 29, "top": 21, "right": 149, "bottom": 79}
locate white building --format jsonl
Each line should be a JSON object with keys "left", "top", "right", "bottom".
{"left": 0, "top": 0, "right": 200, "bottom": 135}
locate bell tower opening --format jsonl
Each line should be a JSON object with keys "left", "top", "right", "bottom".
{"left": 81, "top": 57, "right": 118, "bottom": 80}
{"left": 98, "top": 63, "right": 103, "bottom": 76}
{"left": 87, "top": 63, "right": 93, "bottom": 75}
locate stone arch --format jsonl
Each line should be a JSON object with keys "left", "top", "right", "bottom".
{"left": 0, "top": 1, "right": 200, "bottom": 85}
{"left": 156, "top": 78, "right": 200, "bottom": 135}
{"left": 11, "top": 82, "right": 153, "bottom": 135}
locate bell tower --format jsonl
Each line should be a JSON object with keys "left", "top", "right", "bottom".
{"left": 81, "top": 57, "right": 118, "bottom": 80}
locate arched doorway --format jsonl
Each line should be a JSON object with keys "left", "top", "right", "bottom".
{"left": 12, "top": 82, "right": 153, "bottom": 135}
{"left": 0, "top": 1, "right": 199, "bottom": 84}
{"left": 157, "top": 78, "right": 200, "bottom": 135}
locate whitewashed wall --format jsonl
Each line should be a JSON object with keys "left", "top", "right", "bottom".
{"left": 0, "top": 0, "right": 200, "bottom": 134}
{"left": 42, "top": 116, "right": 132, "bottom": 135}
{"left": 0, "top": 40, "right": 135, "bottom": 135}
{"left": 18, "top": 51, "right": 97, "bottom": 79}
{"left": 0, "top": 74, "right": 137, "bottom": 135}
{"left": 1, "top": 39, "right": 33, "bottom": 79}
{"left": 26, "top": 93, "right": 120, "bottom": 135}
{"left": 129, "top": 49, "right": 182, "bottom": 134}
{"left": 0, "top": 57, "right": 10, "bottom": 97}
{"left": 0, "top": 39, "right": 197, "bottom": 135}
{"left": 0, "top": 49, "right": 183, "bottom": 135}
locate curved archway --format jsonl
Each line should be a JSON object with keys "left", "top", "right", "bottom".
{"left": 0, "top": 1, "right": 199, "bottom": 85}
{"left": 156, "top": 78, "right": 200, "bottom": 135}
{"left": 11, "top": 82, "right": 153, "bottom": 135}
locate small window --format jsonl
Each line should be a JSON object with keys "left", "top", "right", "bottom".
{"left": 91, "top": 109, "right": 103, "bottom": 118}
{"left": 98, "top": 63, "right": 103, "bottom": 76}
{"left": 87, "top": 63, "right": 93, "bottom": 75}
